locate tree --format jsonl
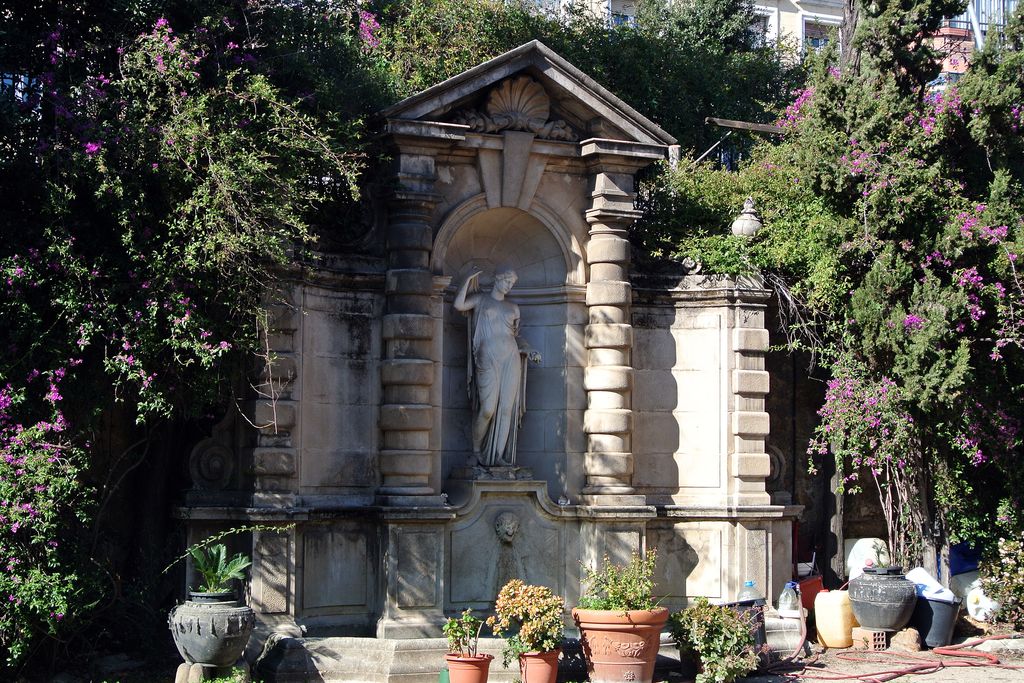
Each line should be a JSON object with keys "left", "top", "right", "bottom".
{"left": 641, "top": 6, "right": 1024, "bottom": 570}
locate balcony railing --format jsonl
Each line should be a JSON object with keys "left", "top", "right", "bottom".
{"left": 945, "top": 0, "right": 1018, "bottom": 36}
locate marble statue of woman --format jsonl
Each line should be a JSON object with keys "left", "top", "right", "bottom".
{"left": 454, "top": 269, "right": 541, "bottom": 467}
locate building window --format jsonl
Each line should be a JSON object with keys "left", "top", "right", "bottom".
{"left": 804, "top": 21, "right": 833, "bottom": 52}
{"left": 610, "top": 12, "right": 635, "bottom": 27}
{"left": 608, "top": 0, "right": 637, "bottom": 27}
{"left": 1, "top": 73, "right": 37, "bottom": 103}
{"left": 749, "top": 13, "right": 770, "bottom": 47}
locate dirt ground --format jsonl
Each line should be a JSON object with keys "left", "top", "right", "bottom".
{"left": 743, "top": 638, "right": 1024, "bottom": 683}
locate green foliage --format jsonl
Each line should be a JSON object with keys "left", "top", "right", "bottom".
{"left": 578, "top": 550, "right": 658, "bottom": 611}
{"left": 0, "top": 1, "right": 372, "bottom": 672}
{"left": 0, "top": 0, "right": 791, "bottom": 673}
{"left": 980, "top": 533, "right": 1024, "bottom": 630}
{"left": 487, "top": 579, "right": 565, "bottom": 666}
{"left": 635, "top": 3, "right": 1024, "bottom": 567}
{"left": 204, "top": 672, "right": 249, "bottom": 683}
{"left": 668, "top": 598, "right": 759, "bottom": 683}
{"left": 806, "top": 355, "right": 923, "bottom": 568}
{"left": 376, "top": 0, "right": 801, "bottom": 153}
{"left": 188, "top": 544, "right": 251, "bottom": 594}
{"left": 0, "top": 381, "right": 91, "bottom": 667}
{"left": 443, "top": 609, "right": 484, "bottom": 657}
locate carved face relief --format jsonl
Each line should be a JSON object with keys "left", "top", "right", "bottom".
{"left": 494, "top": 512, "right": 520, "bottom": 544}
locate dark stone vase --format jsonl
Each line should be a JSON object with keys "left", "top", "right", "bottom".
{"left": 849, "top": 566, "right": 917, "bottom": 632}
{"left": 168, "top": 591, "right": 255, "bottom": 667}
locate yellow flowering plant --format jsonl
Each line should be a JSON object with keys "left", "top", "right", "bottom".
{"left": 487, "top": 579, "right": 565, "bottom": 667}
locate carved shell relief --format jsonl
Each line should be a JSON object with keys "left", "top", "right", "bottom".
{"left": 452, "top": 75, "right": 577, "bottom": 141}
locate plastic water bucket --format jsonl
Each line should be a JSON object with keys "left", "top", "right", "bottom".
{"left": 815, "top": 590, "right": 855, "bottom": 648}
{"left": 799, "top": 575, "right": 823, "bottom": 611}
{"left": 910, "top": 596, "right": 962, "bottom": 647}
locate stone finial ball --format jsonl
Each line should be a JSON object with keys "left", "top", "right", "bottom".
{"left": 730, "top": 196, "right": 763, "bottom": 237}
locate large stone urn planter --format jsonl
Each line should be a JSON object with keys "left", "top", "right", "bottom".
{"left": 572, "top": 607, "right": 669, "bottom": 683}
{"left": 169, "top": 591, "right": 255, "bottom": 672}
{"left": 848, "top": 567, "right": 917, "bottom": 632}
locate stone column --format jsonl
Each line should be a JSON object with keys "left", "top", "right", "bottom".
{"left": 580, "top": 141, "right": 659, "bottom": 504}
{"left": 729, "top": 278, "right": 773, "bottom": 506}
{"left": 378, "top": 151, "right": 440, "bottom": 505}
{"left": 251, "top": 287, "right": 300, "bottom": 506}
{"left": 378, "top": 121, "right": 467, "bottom": 506}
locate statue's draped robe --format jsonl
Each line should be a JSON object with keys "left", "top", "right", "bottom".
{"left": 467, "top": 296, "right": 528, "bottom": 466}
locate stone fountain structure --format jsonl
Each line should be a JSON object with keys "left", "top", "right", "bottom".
{"left": 177, "top": 41, "right": 799, "bottom": 681}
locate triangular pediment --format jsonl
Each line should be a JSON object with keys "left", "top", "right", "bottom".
{"left": 380, "top": 40, "right": 676, "bottom": 147}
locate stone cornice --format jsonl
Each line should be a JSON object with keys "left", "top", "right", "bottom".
{"left": 658, "top": 503, "right": 803, "bottom": 520}
{"left": 632, "top": 273, "right": 772, "bottom": 306}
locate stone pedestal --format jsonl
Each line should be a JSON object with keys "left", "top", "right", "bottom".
{"left": 376, "top": 508, "right": 455, "bottom": 639}
{"left": 174, "top": 659, "right": 250, "bottom": 683}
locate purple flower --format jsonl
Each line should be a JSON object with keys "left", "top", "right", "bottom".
{"left": 902, "top": 314, "right": 925, "bottom": 331}
{"left": 358, "top": 10, "right": 381, "bottom": 50}
{"left": 83, "top": 141, "right": 101, "bottom": 155}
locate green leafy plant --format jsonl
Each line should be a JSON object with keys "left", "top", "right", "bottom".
{"left": 443, "top": 609, "right": 485, "bottom": 657}
{"left": 669, "top": 598, "right": 759, "bottom": 683}
{"left": 162, "top": 524, "right": 289, "bottom": 596}
{"left": 487, "top": 579, "right": 565, "bottom": 667}
{"left": 980, "top": 533, "right": 1024, "bottom": 630}
{"left": 578, "top": 550, "right": 658, "bottom": 611}
{"left": 189, "top": 543, "right": 252, "bottom": 594}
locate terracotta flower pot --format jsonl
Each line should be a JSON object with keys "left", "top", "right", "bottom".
{"left": 445, "top": 653, "right": 494, "bottom": 683}
{"left": 519, "top": 649, "right": 560, "bottom": 683}
{"left": 572, "top": 607, "right": 669, "bottom": 683}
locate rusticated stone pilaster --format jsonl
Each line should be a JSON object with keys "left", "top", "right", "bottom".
{"left": 579, "top": 140, "right": 666, "bottom": 505}
{"left": 378, "top": 154, "right": 441, "bottom": 504}
{"left": 729, "top": 286, "right": 773, "bottom": 505}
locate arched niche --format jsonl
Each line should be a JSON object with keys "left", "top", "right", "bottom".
{"left": 436, "top": 204, "right": 585, "bottom": 500}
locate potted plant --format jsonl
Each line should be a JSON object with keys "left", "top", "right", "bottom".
{"left": 444, "top": 609, "right": 493, "bottom": 683}
{"left": 189, "top": 542, "right": 253, "bottom": 601}
{"left": 168, "top": 542, "right": 256, "bottom": 673}
{"left": 669, "top": 597, "right": 759, "bottom": 683}
{"left": 572, "top": 550, "right": 668, "bottom": 683}
{"left": 487, "top": 579, "right": 565, "bottom": 683}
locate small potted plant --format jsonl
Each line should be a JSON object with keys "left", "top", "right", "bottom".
{"left": 669, "top": 597, "right": 760, "bottom": 683}
{"left": 168, "top": 543, "right": 256, "bottom": 674}
{"left": 444, "top": 609, "right": 493, "bottom": 683}
{"left": 572, "top": 550, "right": 668, "bottom": 683}
{"left": 188, "top": 542, "right": 253, "bottom": 601}
{"left": 487, "top": 579, "right": 565, "bottom": 683}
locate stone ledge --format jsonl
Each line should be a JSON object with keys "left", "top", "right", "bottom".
{"left": 659, "top": 503, "right": 803, "bottom": 520}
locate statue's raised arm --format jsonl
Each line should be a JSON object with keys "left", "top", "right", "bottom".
{"left": 453, "top": 270, "right": 481, "bottom": 312}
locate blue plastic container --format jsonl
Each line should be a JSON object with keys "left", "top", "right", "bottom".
{"left": 949, "top": 542, "right": 981, "bottom": 577}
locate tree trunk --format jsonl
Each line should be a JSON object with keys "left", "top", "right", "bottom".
{"left": 827, "top": 457, "right": 846, "bottom": 588}
{"left": 840, "top": 0, "right": 862, "bottom": 74}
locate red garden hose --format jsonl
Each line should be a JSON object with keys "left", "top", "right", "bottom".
{"left": 770, "top": 633, "right": 1023, "bottom": 681}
